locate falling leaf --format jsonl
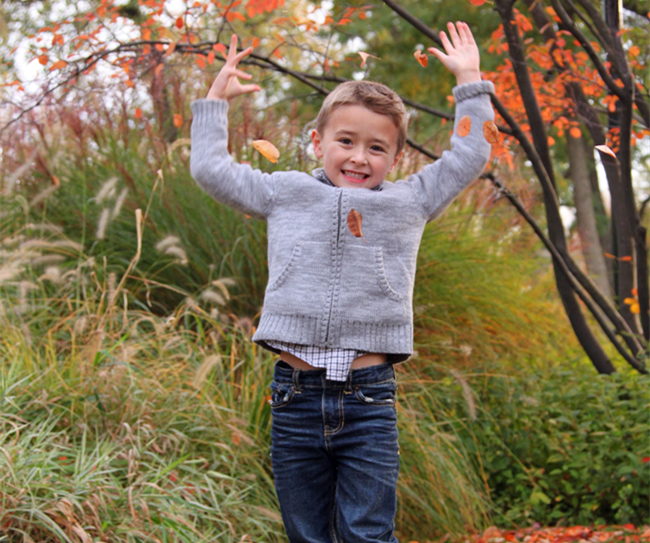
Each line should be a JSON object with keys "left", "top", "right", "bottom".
{"left": 347, "top": 209, "right": 367, "bottom": 242}
{"left": 165, "top": 42, "right": 176, "bottom": 56}
{"left": 413, "top": 49, "right": 428, "bottom": 67}
{"left": 175, "top": 16, "right": 183, "bottom": 29}
{"left": 620, "top": 255, "right": 632, "bottom": 261}
{"left": 358, "top": 52, "right": 380, "bottom": 68}
{"left": 134, "top": 108, "right": 143, "bottom": 119}
{"left": 604, "top": 252, "right": 616, "bottom": 259}
{"left": 595, "top": 144, "right": 617, "bottom": 158}
{"left": 207, "top": 51, "right": 215, "bottom": 65}
{"left": 468, "top": 0, "right": 486, "bottom": 4}
{"left": 49, "top": 60, "right": 67, "bottom": 70}
{"left": 252, "top": 140, "right": 280, "bottom": 163}
{"left": 457, "top": 116, "right": 472, "bottom": 137}
{"left": 38, "top": 54, "right": 49, "bottom": 65}
{"left": 173, "top": 114, "right": 183, "bottom": 128}
{"left": 483, "top": 121, "right": 500, "bottom": 144}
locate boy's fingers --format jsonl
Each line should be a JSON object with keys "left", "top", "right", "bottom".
{"left": 234, "top": 69, "right": 252, "bottom": 80}
{"left": 428, "top": 47, "right": 447, "bottom": 61}
{"left": 439, "top": 31, "right": 453, "bottom": 54}
{"left": 462, "top": 22, "right": 476, "bottom": 44}
{"left": 447, "top": 22, "right": 461, "bottom": 48}
{"left": 460, "top": 23, "right": 474, "bottom": 46}
{"left": 233, "top": 46, "right": 254, "bottom": 65}
{"left": 228, "top": 34, "right": 238, "bottom": 61}
{"left": 240, "top": 84, "right": 261, "bottom": 94}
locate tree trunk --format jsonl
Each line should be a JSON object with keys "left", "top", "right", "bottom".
{"left": 496, "top": 0, "right": 616, "bottom": 374}
{"left": 566, "top": 129, "right": 613, "bottom": 300}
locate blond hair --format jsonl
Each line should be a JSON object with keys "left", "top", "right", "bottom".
{"left": 315, "top": 81, "right": 408, "bottom": 156}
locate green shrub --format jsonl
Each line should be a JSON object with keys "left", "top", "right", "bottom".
{"left": 455, "top": 362, "right": 650, "bottom": 526}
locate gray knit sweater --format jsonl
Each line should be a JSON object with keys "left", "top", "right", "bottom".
{"left": 190, "top": 79, "right": 495, "bottom": 364}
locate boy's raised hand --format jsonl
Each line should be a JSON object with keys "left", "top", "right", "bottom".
{"left": 428, "top": 22, "right": 481, "bottom": 85}
{"left": 207, "top": 34, "right": 261, "bottom": 101}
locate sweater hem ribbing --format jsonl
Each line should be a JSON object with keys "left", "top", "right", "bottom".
{"left": 253, "top": 312, "right": 413, "bottom": 362}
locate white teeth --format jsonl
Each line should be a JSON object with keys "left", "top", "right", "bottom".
{"left": 343, "top": 171, "right": 368, "bottom": 180}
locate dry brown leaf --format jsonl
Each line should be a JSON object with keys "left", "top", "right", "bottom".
{"left": 358, "top": 52, "right": 380, "bottom": 67}
{"left": 414, "top": 50, "right": 428, "bottom": 67}
{"left": 595, "top": 144, "right": 617, "bottom": 158}
{"left": 347, "top": 209, "right": 367, "bottom": 242}
{"left": 252, "top": 139, "right": 280, "bottom": 163}
{"left": 483, "top": 121, "right": 500, "bottom": 144}
{"left": 457, "top": 116, "right": 472, "bottom": 137}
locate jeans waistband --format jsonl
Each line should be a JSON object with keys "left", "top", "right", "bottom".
{"left": 273, "top": 359, "right": 396, "bottom": 390}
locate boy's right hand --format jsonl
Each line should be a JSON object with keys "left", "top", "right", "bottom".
{"left": 206, "top": 34, "right": 261, "bottom": 101}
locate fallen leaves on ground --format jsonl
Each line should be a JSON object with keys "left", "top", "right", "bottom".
{"left": 411, "top": 524, "right": 650, "bottom": 543}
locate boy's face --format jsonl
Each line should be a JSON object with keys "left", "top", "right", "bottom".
{"left": 311, "top": 105, "right": 403, "bottom": 190}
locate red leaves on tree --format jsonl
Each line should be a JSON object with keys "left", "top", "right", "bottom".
{"left": 175, "top": 16, "right": 184, "bottom": 29}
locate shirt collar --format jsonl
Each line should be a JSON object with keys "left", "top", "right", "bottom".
{"left": 312, "top": 168, "right": 383, "bottom": 192}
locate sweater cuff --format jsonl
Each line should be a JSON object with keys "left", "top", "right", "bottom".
{"left": 190, "top": 98, "right": 229, "bottom": 124}
{"left": 452, "top": 80, "right": 495, "bottom": 103}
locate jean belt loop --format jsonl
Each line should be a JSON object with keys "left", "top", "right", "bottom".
{"left": 292, "top": 368, "right": 302, "bottom": 393}
{"left": 344, "top": 370, "right": 353, "bottom": 394}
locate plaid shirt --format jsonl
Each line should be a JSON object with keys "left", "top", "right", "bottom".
{"left": 267, "top": 341, "right": 367, "bottom": 381}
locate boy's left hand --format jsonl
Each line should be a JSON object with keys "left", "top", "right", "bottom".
{"left": 428, "top": 22, "right": 481, "bottom": 85}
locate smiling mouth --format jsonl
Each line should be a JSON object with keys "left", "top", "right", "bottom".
{"left": 342, "top": 170, "right": 370, "bottom": 181}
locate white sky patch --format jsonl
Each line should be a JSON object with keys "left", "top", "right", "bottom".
{"left": 309, "top": 0, "right": 333, "bottom": 24}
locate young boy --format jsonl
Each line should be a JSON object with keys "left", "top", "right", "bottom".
{"left": 190, "top": 22, "right": 494, "bottom": 543}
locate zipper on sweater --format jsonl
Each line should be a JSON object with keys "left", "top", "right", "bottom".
{"left": 324, "top": 190, "right": 343, "bottom": 345}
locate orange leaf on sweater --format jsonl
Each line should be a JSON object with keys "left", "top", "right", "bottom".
{"left": 457, "top": 116, "right": 472, "bottom": 137}
{"left": 347, "top": 209, "right": 367, "bottom": 242}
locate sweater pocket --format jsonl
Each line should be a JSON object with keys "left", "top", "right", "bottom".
{"left": 265, "top": 241, "right": 332, "bottom": 314}
{"left": 337, "top": 244, "right": 407, "bottom": 324}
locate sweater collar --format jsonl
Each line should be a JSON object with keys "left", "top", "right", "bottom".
{"left": 312, "top": 168, "right": 383, "bottom": 191}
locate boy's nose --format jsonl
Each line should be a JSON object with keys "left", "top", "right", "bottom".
{"left": 350, "top": 150, "right": 367, "bottom": 164}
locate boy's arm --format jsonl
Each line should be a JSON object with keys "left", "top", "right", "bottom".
{"left": 406, "top": 22, "right": 495, "bottom": 222}
{"left": 190, "top": 35, "right": 276, "bottom": 220}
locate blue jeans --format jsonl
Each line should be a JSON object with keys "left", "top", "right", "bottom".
{"left": 269, "top": 360, "right": 400, "bottom": 543}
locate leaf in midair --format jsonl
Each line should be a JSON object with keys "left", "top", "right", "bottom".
{"left": 413, "top": 50, "right": 428, "bottom": 67}
{"left": 347, "top": 209, "right": 367, "bottom": 242}
{"left": 165, "top": 42, "right": 176, "bottom": 57}
{"left": 173, "top": 114, "right": 183, "bottom": 128}
{"left": 483, "top": 121, "right": 500, "bottom": 144}
{"left": 457, "top": 116, "right": 472, "bottom": 137}
{"left": 358, "top": 52, "right": 380, "bottom": 68}
{"left": 252, "top": 140, "right": 280, "bottom": 163}
{"left": 595, "top": 144, "right": 617, "bottom": 158}
{"left": 49, "top": 60, "right": 67, "bottom": 71}
{"left": 468, "top": 0, "right": 486, "bottom": 5}
{"left": 134, "top": 108, "right": 143, "bottom": 119}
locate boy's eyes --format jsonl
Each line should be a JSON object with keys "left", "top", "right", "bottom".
{"left": 337, "top": 138, "right": 386, "bottom": 153}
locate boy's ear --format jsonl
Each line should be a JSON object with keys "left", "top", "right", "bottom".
{"left": 389, "top": 150, "right": 404, "bottom": 173}
{"left": 311, "top": 129, "right": 323, "bottom": 159}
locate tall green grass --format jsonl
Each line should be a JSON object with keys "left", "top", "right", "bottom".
{"left": 0, "top": 97, "right": 593, "bottom": 541}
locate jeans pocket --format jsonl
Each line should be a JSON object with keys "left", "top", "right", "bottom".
{"left": 354, "top": 380, "right": 397, "bottom": 406}
{"left": 269, "top": 381, "right": 295, "bottom": 409}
